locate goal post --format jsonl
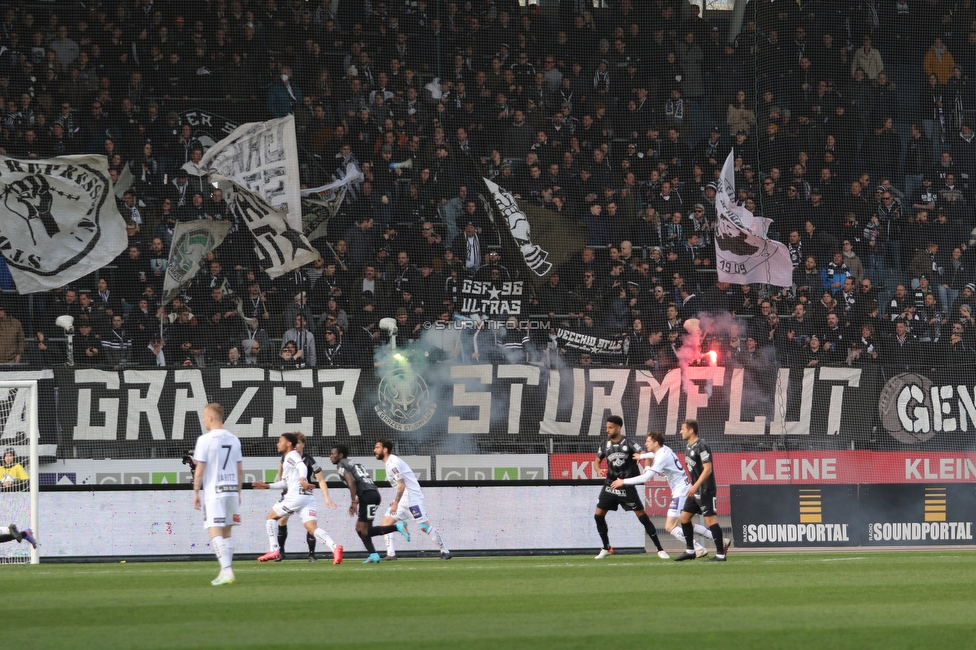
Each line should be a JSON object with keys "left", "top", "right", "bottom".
{"left": 0, "top": 380, "right": 39, "bottom": 565}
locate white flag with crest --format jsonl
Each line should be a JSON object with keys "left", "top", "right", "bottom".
{"left": 714, "top": 152, "right": 793, "bottom": 287}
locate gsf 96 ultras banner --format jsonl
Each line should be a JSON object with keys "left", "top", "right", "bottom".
{"left": 731, "top": 484, "right": 976, "bottom": 547}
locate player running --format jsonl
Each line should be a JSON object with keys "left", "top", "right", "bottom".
{"left": 593, "top": 415, "right": 668, "bottom": 560}
{"left": 373, "top": 438, "right": 451, "bottom": 560}
{"left": 610, "top": 430, "right": 714, "bottom": 558}
{"left": 254, "top": 433, "right": 343, "bottom": 565}
{"left": 328, "top": 445, "right": 409, "bottom": 564}
{"left": 0, "top": 523, "right": 36, "bottom": 548}
{"left": 273, "top": 432, "right": 337, "bottom": 562}
{"left": 674, "top": 419, "right": 728, "bottom": 562}
{"left": 192, "top": 403, "right": 243, "bottom": 586}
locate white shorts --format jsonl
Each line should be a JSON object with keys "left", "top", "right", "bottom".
{"left": 273, "top": 494, "right": 317, "bottom": 524}
{"left": 389, "top": 496, "right": 429, "bottom": 524}
{"left": 203, "top": 495, "right": 241, "bottom": 530}
{"left": 666, "top": 494, "right": 688, "bottom": 519}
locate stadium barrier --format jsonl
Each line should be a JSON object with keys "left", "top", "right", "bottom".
{"left": 731, "top": 484, "right": 976, "bottom": 547}
{"left": 36, "top": 485, "right": 649, "bottom": 558}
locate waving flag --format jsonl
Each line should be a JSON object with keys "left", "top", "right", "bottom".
{"left": 714, "top": 152, "right": 793, "bottom": 287}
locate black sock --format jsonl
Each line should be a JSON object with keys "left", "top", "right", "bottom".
{"left": 681, "top": 522, "right": 695, "bottom": 551}
{"left": 277, "top": 525, "right": 288, "bottom": 552}
{"left": 638, "top": 513, "right": 664, "bottom": 552}
{"left": 710, "top": 524, "right": 725, "bottom": 555}
{"left": 594, "top": 514, "right": 610, "bottom": 549}
{"left": 368, "top": 524, "right": 398, "bottom": 536}
{"left": 307, "top": 531, "right": 316, "bottom": 554}
{"left": 359, "top": 531, "right": 377, "bottom": 554}
{"left": 0, "top": 534, "right": 14, "bottom": 543}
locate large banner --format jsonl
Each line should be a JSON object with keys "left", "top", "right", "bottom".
{"left": 0, "top": 155, "right": 128, "bottom": 293}
{"left": 52, "top": 364, "right": 976, "bottom": 457}
{"left": 0, "top": 370, "right": 59, "bottom": 461}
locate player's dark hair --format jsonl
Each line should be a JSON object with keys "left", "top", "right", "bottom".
{"left": 332, "top": 444, "right": 348, "bottom": 459}
{"left": 281, "top": 432, "right": 299, "bottom": 447}
{"left": 683, "top": 419, "right": 699, "bottom": 436}
{"left": 606, "top": 415, "right": 623, "bottom": 427}
{"left": 647, "top": 431, "right": 665, "bottom": 446}
{"left": 377, "top": 438, "right": 394, "bottom": 453}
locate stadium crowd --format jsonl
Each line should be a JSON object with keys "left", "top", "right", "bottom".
{"left": 1, "top": 0, "right": 976, "bottom": 372}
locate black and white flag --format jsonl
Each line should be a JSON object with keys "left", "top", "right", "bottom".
{"left": 201, "top": 115, "right": 320, "bottom": 278}
{"left": 0, "top": 155, "right": 127, "bottom": 293}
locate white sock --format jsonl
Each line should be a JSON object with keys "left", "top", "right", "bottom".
{"left": 669, "top": 527, "right": 687, "bottom": 543}
{"left": 694, "top": 524, "right": 713, "bottom": 540}
{"left": 385, "top": 532, "right": 396, "bottom": 556}
{"left": 224, "top": 536, "right": 234, "bottom": 564}
{"left": 421, "top": 522, "right": 448, "bottom": 552}
{"left": 314, "top": 528, "right": 337, "bottom": 552}
{"left": 266, "top": 519, "right": 279, "bottom": 551}
{"left": 212, "top": 535, "right": 232, "bottom": 570}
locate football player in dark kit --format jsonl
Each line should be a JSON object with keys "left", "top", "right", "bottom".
{"left": 328, "top": 445, "right": 409, "bottom": 564}
{"left": 593, "top": 415, "right": 668, "bottom": 559}
{"left": 674, "top": 419, "right": 728, "bottom": 562}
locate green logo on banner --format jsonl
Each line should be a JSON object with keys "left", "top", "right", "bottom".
{"left": 152, "top": 472, "right": 178, "bottom": 484}
{"left": 494, "top": 467, "right": 517, "bottom": 480}
{"left": 375, "top": 469, "right": 386, "bottom": 481}
{"left": 265, "top": 469, "right": 278, "bottom": 482}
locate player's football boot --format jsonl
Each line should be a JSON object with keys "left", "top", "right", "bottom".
{"left": 257, "top": 550, "right": 280, "bottom": 562}
{"left": 332, "top": 545, "right": 343, "bottom": 565}
{"left": 594, "top": 547, "right": 614, "bottom": 559}
{"left": 21, "top": 529, "right": 37, "bottom": 549}
{"left": 274, "top": 551, "right": 285, "bottom": 562}
{"left": 396, "top": 521, "right": 410, "bottom": 541}
{"left": 440, "top": 551, "right": 452, "bottom": 560}
{"left": 384, "top": 555, "right": 398, "bottom": 561}
{"left": 673, "top": 551, "right": 697, "bottom": 561}
{"left": 308, "top": 552, "right": 318, "bottom": 562}
{"left": 211, "top": 570, "right": 236, "bottom": 585}
{"left": 695, "top": 546, "right": 709, "bottom": 559}
{"left": 363, "top": 553, "right": 381, "bottom": 564}
{"left": 657, "top": 550, "right": 670, "bottom": 559}
{"left": 707, "top": 556, "right": 727, "bottom": 562}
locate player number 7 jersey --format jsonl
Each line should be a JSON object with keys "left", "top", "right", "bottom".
{"left": 193, "top": 428, "right": 243, "bottom": 500}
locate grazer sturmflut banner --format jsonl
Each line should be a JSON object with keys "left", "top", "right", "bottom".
{"left": 0, "top": 155, "right": 128, "bottom": 293}
{"left": 51, "top": 363, "right": 976, "bottom": 457}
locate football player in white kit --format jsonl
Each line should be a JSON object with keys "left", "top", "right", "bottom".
{"left": 610, "top": 430, "right": 715, "bottom": 557}
{"left": 373, "top": 438, "right": 451, "bottom": 560}
{"left": 192, "top": 403, "right": 243, "bottom": 586}
{"left": 253, "top": 433, "right": 343, "bottom": 564}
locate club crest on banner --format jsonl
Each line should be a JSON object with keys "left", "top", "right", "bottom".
{"left": 168, "top": 228, "right": 222, "bottom": 284}
{"left": 374, "top": 367, "right": 437, "bottom": 432}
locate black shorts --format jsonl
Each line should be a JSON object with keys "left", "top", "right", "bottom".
{"left": 358, "top": 490, "right": 382, "bottom": 523}
{"left": 597, "top": 484, "right": 643, "bottom": 512}
{"left": 682, "top": 491, "right": 718, "bottom": 517}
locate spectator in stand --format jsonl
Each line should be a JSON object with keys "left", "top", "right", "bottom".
{"left": 0, "top": 302, "right": 24, "bottom": 364}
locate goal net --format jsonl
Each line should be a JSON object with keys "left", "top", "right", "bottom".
{"left": 0, "top": 382, "right": 38, "bottom": 565}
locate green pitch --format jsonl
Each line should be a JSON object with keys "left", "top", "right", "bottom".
{"left": 3, "top": 552, "right": 974, "bottom": 649}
